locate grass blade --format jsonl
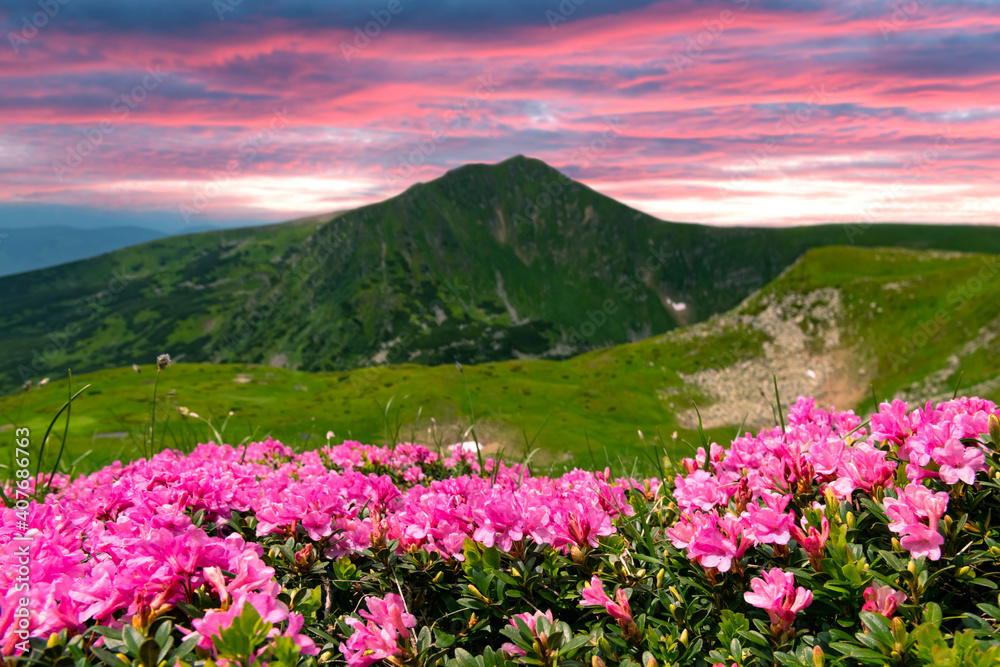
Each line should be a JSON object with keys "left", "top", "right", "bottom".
{"left": 34, "top": 382, "right": 91, "bottom": 486}
{"left": 773, "top": 374, "right": 785, "bottom": 434}
{"left": 734, "top": 412, "right": 749, "bottom": 440}
{"left": 690, "top": 400, "right": 708, "bottom": 448}
{"left": 42, "top": 370, "right": 74, "bottom": 498}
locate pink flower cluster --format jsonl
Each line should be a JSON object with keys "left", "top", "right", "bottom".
{"left": 871, "top": 398, "right": 991, "bottom": 485}
{"left": 580, "top": 576, "right": 634, "bottom": 625}
{"left": 500, "top": 609, "right": 555, "bottom": 656}
{"left": 0, "top": 439, "right": 649, "bottom": 655}
{"left": 339, "top": 593, "right": 416, "bottom": 667}
{"left": 2, "top": 395, "right": 995, "bottom": 656}
{"left": 579, "top": 575, "right": 642, "bottom": 640}
{"left": 883, "top": 484, "right": 949, "bottom": 560}
{"left": 0, "top": 440, "right": 319, "bottom": 656}
{"left": 667, "top": 396, "right": 998, "bottom": 572}
{"left": 862, "top": 584, "right": 906, "bottom": 619}
{"left": 743, "top": 568, "right": 813, "bottom": 636}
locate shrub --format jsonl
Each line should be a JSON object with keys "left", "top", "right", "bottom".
{"left": 2, "top": 396, "right": 1000, "bottom": 666}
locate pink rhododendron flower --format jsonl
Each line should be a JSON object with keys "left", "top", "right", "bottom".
{"left": 501, "top": 610, "right": 554, "bottom": 656}
{"left": 340, "top": 594, "right": 416, "bottom": 667}
{"left": 862, "top": 585, "right": 906, "bottom": 618}
{"left": 743, "top": 492, "right": 795, "bottom": 545}
{"left": 674, "top": 469, "right": 728, "bottom": 512}
{"left": 883, "top": 484, "right": 949, "bottom": 561}
{"left": 579, "top": 576, "right": 633, "bottom": 624}
{"left": 744, "top": 568, "right": 813, "bottom": 636}
{"left": 789, "top": 515, "right": 829, "bottom": 567}
{"left": 932, "top": 434, "right": 986, "bottom": 485}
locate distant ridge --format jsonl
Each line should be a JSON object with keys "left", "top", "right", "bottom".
{"left": 0, "top": 225, "right": 166, "bottom": 277}
{"left": 2, "top": 155, "right": 1000, "bottom": 393}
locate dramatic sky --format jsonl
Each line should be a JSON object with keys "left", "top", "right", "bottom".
{"left": 0, "top": 0, "right": 998, "bottom": 231}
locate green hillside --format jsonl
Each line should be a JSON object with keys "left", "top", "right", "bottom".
{"left": 4, "top": 156, "right": 1000, "bottom": 395}
{"left": 4, "top": 245, "right": 999, "bottom": 476}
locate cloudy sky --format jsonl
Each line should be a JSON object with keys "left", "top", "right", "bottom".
{"left": 0, "top": 0, "right": 998, "bottom": 231}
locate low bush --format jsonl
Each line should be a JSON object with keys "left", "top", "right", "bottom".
{"left": 2, "top": 395, "right": 1000, "bottom": 666}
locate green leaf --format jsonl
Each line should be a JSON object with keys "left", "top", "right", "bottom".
{"left": 434, "top": 629, "right": 457, "bottom": 648}
{"left": 842, "top": 563, "right": 865, "bottom": 587}
{"left": 977, "top": 603, "right": 1000, "bottom": 620}
{"left": 138, "top": 639, "right": 160, "bottom": 667}
{"left": 829, "top": 642, "right": 891, "bottom": 664}
{"left": 924, "top": 602, "right": 943, "bottom": 625}
{"left": 859, "top": 612, "right": 893, "bottom": 650}
{"left": 559, "top": 634, "right": 593, "bottom": 655}
{"left": 122, "top": 625, "right": 144, "bottom": 656}
{"left": 91, "top": 647, "right": 130, "bottom": 667}
{"left": 153, "top": 621, "right": 172, "bottom": 647}
{"left": 482, "top": 546, "right": 502, "bottom": 570}
{"left": 88, "top": 626, "right": 124, "bottom": 641}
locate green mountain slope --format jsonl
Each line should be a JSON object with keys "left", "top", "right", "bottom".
{"left": 4, "top": 246, "right": 999, "bottom": 475}
{"left": 4, "top": 155, "right": 1000, "bottom": 395}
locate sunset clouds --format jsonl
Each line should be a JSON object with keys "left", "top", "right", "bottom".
{"left": 0, "top": 0, "right": 997, "bottom": 229}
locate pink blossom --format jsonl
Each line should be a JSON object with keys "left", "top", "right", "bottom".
{"left": 579, "top": 576, "right": 633, "bottom": 625}
{"left": 501, "top": 610, "right": 554, "bottom": 656}
{"left": 743, "top": 493, "right": 795, "bottom": 545}
{"left": 899, "top": 523, "right": 945, "bottom": 560}
{"left": 870, "top": 399, "right": 914, "bottom": 446}
{"left": 674, "top": 469, "right": 728, "bottom": 512}
{"left": 789, "top": 515, "right": 829, "bottom": 565}
{"left": 580, "top": 576, "right": 612, "bottom": 608}
{"left": 340, "top": 594, "right": 416, "bottom": 667}
{"left": 932, "top": 434, "right": 986, "bottom": 485}
{"left": 744, "top": 568, "right": 813, "bottom": 635}
{"left": 862, "top": 585, "right": 906, "bottom": 618}
{"left": 882, "top": 484, "right": 949, "bottom": 561}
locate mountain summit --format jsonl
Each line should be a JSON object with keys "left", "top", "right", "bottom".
{"left": 4, "top": 156, "right": 1000, "bottom": 393}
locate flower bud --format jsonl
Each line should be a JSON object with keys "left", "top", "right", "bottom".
{"left": 636, "top": 568, "right": 647, "bottom": 580}
{"left": 846, "top": 512, "right": 855, "bottom": 529}
{"left": 892, "top": 537, "right": 902, "bottom": 551}
{"left": 432, "top": 571, "right": 444, "bottom": 583}
{"left": 989, "top": 413, "right": 1000, "bottom": 445}
{"left": 907, "top": 560, "right": 917, "bottom": 576}
{"left": 656, "top": 568, "right": 665, "bottom": 588}
{"left": 599, "top": 637, "right": 613, "bottom": 654}
{"left": 813, "top": 645, "right": 825, "bottom": 667}
{"left": 592, "top": 657, "right": 607, "bottom": 667}
{"left": 944, "top": 515, "right": 954, "bottom": 536}
{"left": 468, "top": 585, "right": 489, "bottom": 603}
{"left": 646, "top": 656, "right": 658, "bottom": 667}
{"left": 957, "top": 566, "right": 974, "bottom": 579}
{"left": 294, "top": 543, "right": 314, "bottom": 568}
{"left": 824, "top": 487, "right": 838, "bottom": 510}
{"left": 679, "top": 629, "right": 689, "bottom": 646}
